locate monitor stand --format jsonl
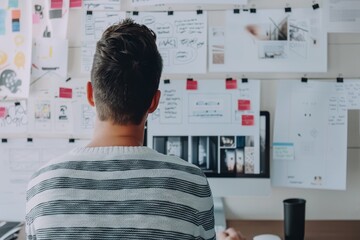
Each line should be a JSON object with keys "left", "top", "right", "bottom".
{"left": 214, "top": 197, "right": 226, "bottom": 233}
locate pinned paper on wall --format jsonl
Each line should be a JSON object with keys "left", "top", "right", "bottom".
{"left": 31, "top": 37, "right": 68, "bottom": 82}
{"left": 32, "top": 0, "right": 69, "bottom": 39}
{"left": 0, "top": 100, "right": 28, "bottom": 136}
{"left": 147, "top": 79, "right": 261, "bottom": 175}
{"left": 0, "top": 1, "right": 32, "bottom": 99}
{"left": 132, "top": 11, "right": 207, "bottom": 74}
{"left": 81, "top": 10, "right": 126, "bottom": 72}
{"left": 83, "top": 0, "right": 121, "bottom": 10}
{"left": 210, "top": 8, "right": 327, "bottom": 73}
{"left": 0, "top": 138, "right": 89, "bottom": 221}
{"left": 324, "top": 0, "right": 360, "bottom": 33}
{"left": 272, "top": 80, "right": 348, "bottom": 190}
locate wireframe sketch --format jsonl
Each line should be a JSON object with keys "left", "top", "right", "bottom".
{"left": 81, "top": 104, "right": 95, "bottom": 129}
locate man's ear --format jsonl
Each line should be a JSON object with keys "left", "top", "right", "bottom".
{"left": 148, "top": 90, "right": 161, "bottom": 113}
{"left": 86, "top": 81, "right": 95, "bottom": 107}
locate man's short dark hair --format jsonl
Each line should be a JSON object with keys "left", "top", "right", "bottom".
{"left": 91, "top": 18, "right": 163, "bottom": 125}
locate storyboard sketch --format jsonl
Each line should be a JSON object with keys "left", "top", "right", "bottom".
{"left": 147, "top": 79, "right": 261, "bottom": 177}
{"left": 81, "top": 5, "right": 126, "bottom": 72}
{"left": 0, "top": 100, "right": 28, "bottom": 136}
{"left": 131, "top": 11, "right": 207, "bottom": 74}
{"left": 324, "top": 0, "right": 360, "bottom": 33}
{"left": 0, "top": 138, "right": 89, "bottom": 221}
{"left": 272, "top": 80, "right": 348, "bottom": 190}
{"left": 0, "top": 1, "right": 32, "bottom": 99}
{"left": 209, "top": 8, "right": 327, "bottom": 73}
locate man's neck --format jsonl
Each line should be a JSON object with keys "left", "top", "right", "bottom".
{"left": 87, "top": 119, "right": 145, "bottom": 147}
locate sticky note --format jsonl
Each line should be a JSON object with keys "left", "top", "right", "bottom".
{"left": 11, "top": 9, "right": 20, "bottom": 19}
{"left": 238, "top": 99, "right": 251, "bottom": 111}
{"left": 0, "top": 107, "right": 6, "bottom": 118}
{"left": 241, "top": 115, "right": 254, "bottom": 126}
{"left": 273, "top": 142, "right": 295, "bottom": 160}
{"left": 59, "top": 87, "right": 73, "bottom": 99}
{"left": 186, "top": 79, "right": 198, "bottom": 90}
{"left": 33, "top": 13, "right": 40, "bottom": 24}
{"left": 8, "top": 0, "right": 19, "bottom": 8}
{"left": 70, "top": 0, "right": 82, "bottom": 8}
{"left": 226, "top": 79, "right": 237, "bottom": 89}
{"left": 51, "top": 0, "right": 63, "bottom": 9}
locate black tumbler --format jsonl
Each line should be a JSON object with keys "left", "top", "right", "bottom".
{"left": 283, "top": 198, "right": 306, "bottom": 240}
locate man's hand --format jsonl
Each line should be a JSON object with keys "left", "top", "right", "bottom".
{"left": 217, "top": 227, "right": 246, "bottom": 240}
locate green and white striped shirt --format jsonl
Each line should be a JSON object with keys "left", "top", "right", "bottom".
{"left": 26, "top": 146, "right": 215, "bottom": 240}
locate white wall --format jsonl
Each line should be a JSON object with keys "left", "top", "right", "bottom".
{"left": 67, "top": 0, "right": 360, "bottom": 220}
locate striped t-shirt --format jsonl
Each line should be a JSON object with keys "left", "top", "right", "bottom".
{"left": 26, "top": 146, "right": 215, "bottom": 240}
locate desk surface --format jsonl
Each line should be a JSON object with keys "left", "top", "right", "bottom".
{"left": 228, "top": 220, "right": 360, "bottom": 240}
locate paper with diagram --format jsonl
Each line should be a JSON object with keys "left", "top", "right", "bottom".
{"left": 81, "top": 8, "right": 126, "bottom": 73}
{"left": 0, "top": 138, "right": 88, "bottom": 221}
{"left": 147, "top": 79, "right": 260, "bottom": 176}
{"left": 130, "top": 0, "right": 248, "bottom": 6}
{"left": 0, "top": 1, "right": 32, "bottom": 99}
{"left": 132, "top": 11, "right": 207, "bottom": 74}
{"left": 272, "top": 80, "right": 348, "bottom": 190}
{"left": 210, "top": 8, "right": 327, "bottom": 72}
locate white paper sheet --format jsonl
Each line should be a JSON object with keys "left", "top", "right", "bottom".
{"left": 324, "top": 0, "right": 360, "bottom": 33}
{"left": 31, "top": 38, "right": 68, "bottom": 81}
{"left": 0, "top": 1, "right": 32, "bottom": 99}
{"left": 32, "top": 0, "right": 70, "bottom": 39}
{"left": 83, "top": 0, "right": 121, "bottom": 11}
{"left": 132, "top": 11, "right": 207, "bottom": 74}
{"left": 272, "top": 80, "right": 348, "bottom": 190}
{"left": 210, "top": 8, "right": 327, "bottom": 73}
{"left": 147, "top": 79, "right": 260, "bottom": 174}
{"left": 0, "top": 100, "right": 28, "bottom": 136}
{"left": 81, "top": 10, "right": 126, "bottom": 73}
{"left": 0, "top": 138, "right": 89, "bottom": 221}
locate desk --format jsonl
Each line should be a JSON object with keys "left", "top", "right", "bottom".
{"left": 228, "top": 220, "right": 360, "bottom": 240}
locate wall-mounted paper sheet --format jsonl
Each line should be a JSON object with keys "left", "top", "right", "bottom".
{"left": 147, "top": 79, "right": 260, "bottom": 175}
{"left": 0, "top": 1, "right": 32, "bottom": 99}
{"left": 0, "top": 138, "right": 89, "bottom": 221}
{"left": 83, "top": 0, "right": 121, "bottom": 11}
{"left": 324, "top": 0, "right": 360, "bottom": 33}
{"left": 0, "top": 100, "right": 28, "bottom": 136}
{"left": 81, "top": 10, "right": 126, "bottom": 73}
{"left": 132, "top": 11, "right": 207, "bottom": 74}
{"left": 272, "top": 80, "right": 348, "bottom": 190}
{"left": 210, "top": 8, "right": 327, "bottom": 73}
{"left": 32, "top": 0, "right": 70, "bottom": 39}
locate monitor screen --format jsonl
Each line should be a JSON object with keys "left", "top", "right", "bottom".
{"left": 147, "top": 111, "right": 271, "bottom": 196}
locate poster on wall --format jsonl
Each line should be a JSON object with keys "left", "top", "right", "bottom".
{"left": 209, "top": 8, "right": 327, "bottom": 73}
{"left": 147, "top": 79, "right": 261, "bottom": 176}
{"left": 0, "top": 1, "right": 32, "bottom": 99}
{"left": 132, "top": 11, "right": 207, "bottom": 74}
{"left": 272, "top": 80, "right": 347, "bottom": 190}
{"left": 81, "top": 9, "right": 126, "bottom": 73}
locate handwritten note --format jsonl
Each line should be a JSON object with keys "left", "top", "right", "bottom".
{"left": 273, "top": 142, "right": 295, "bottom": 160}
{"left": 132, "top": 11, "right": 207, "bottom": 74}
{"left": 160, "top": 89, "right": 182, "bottom": 124}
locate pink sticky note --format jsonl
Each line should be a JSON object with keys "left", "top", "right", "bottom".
{"left": 186, "top": 79, "right": 198, "bottom": 90}
{"left": 59, "top": 88, "right": 73, "bottom": 99}
{"left": 33, "top": 13, "right": 40, "bottom": 24}
{"left": 226, "top": 79, "right": 237, "bottom": 89}
{"left": 238, "top": 99, "right": 251, "bottom": 111}
{"left": 0, "top": 107, "right": 7, "bottom": 118}
{"left": 51, "top": 0, "right": 63, "bottom": 9}
{"left": 242, "top": 115, "right": 254, "bottom": 126}
{"left": 70, "top": 0, "right": 82, "bottom": 8}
